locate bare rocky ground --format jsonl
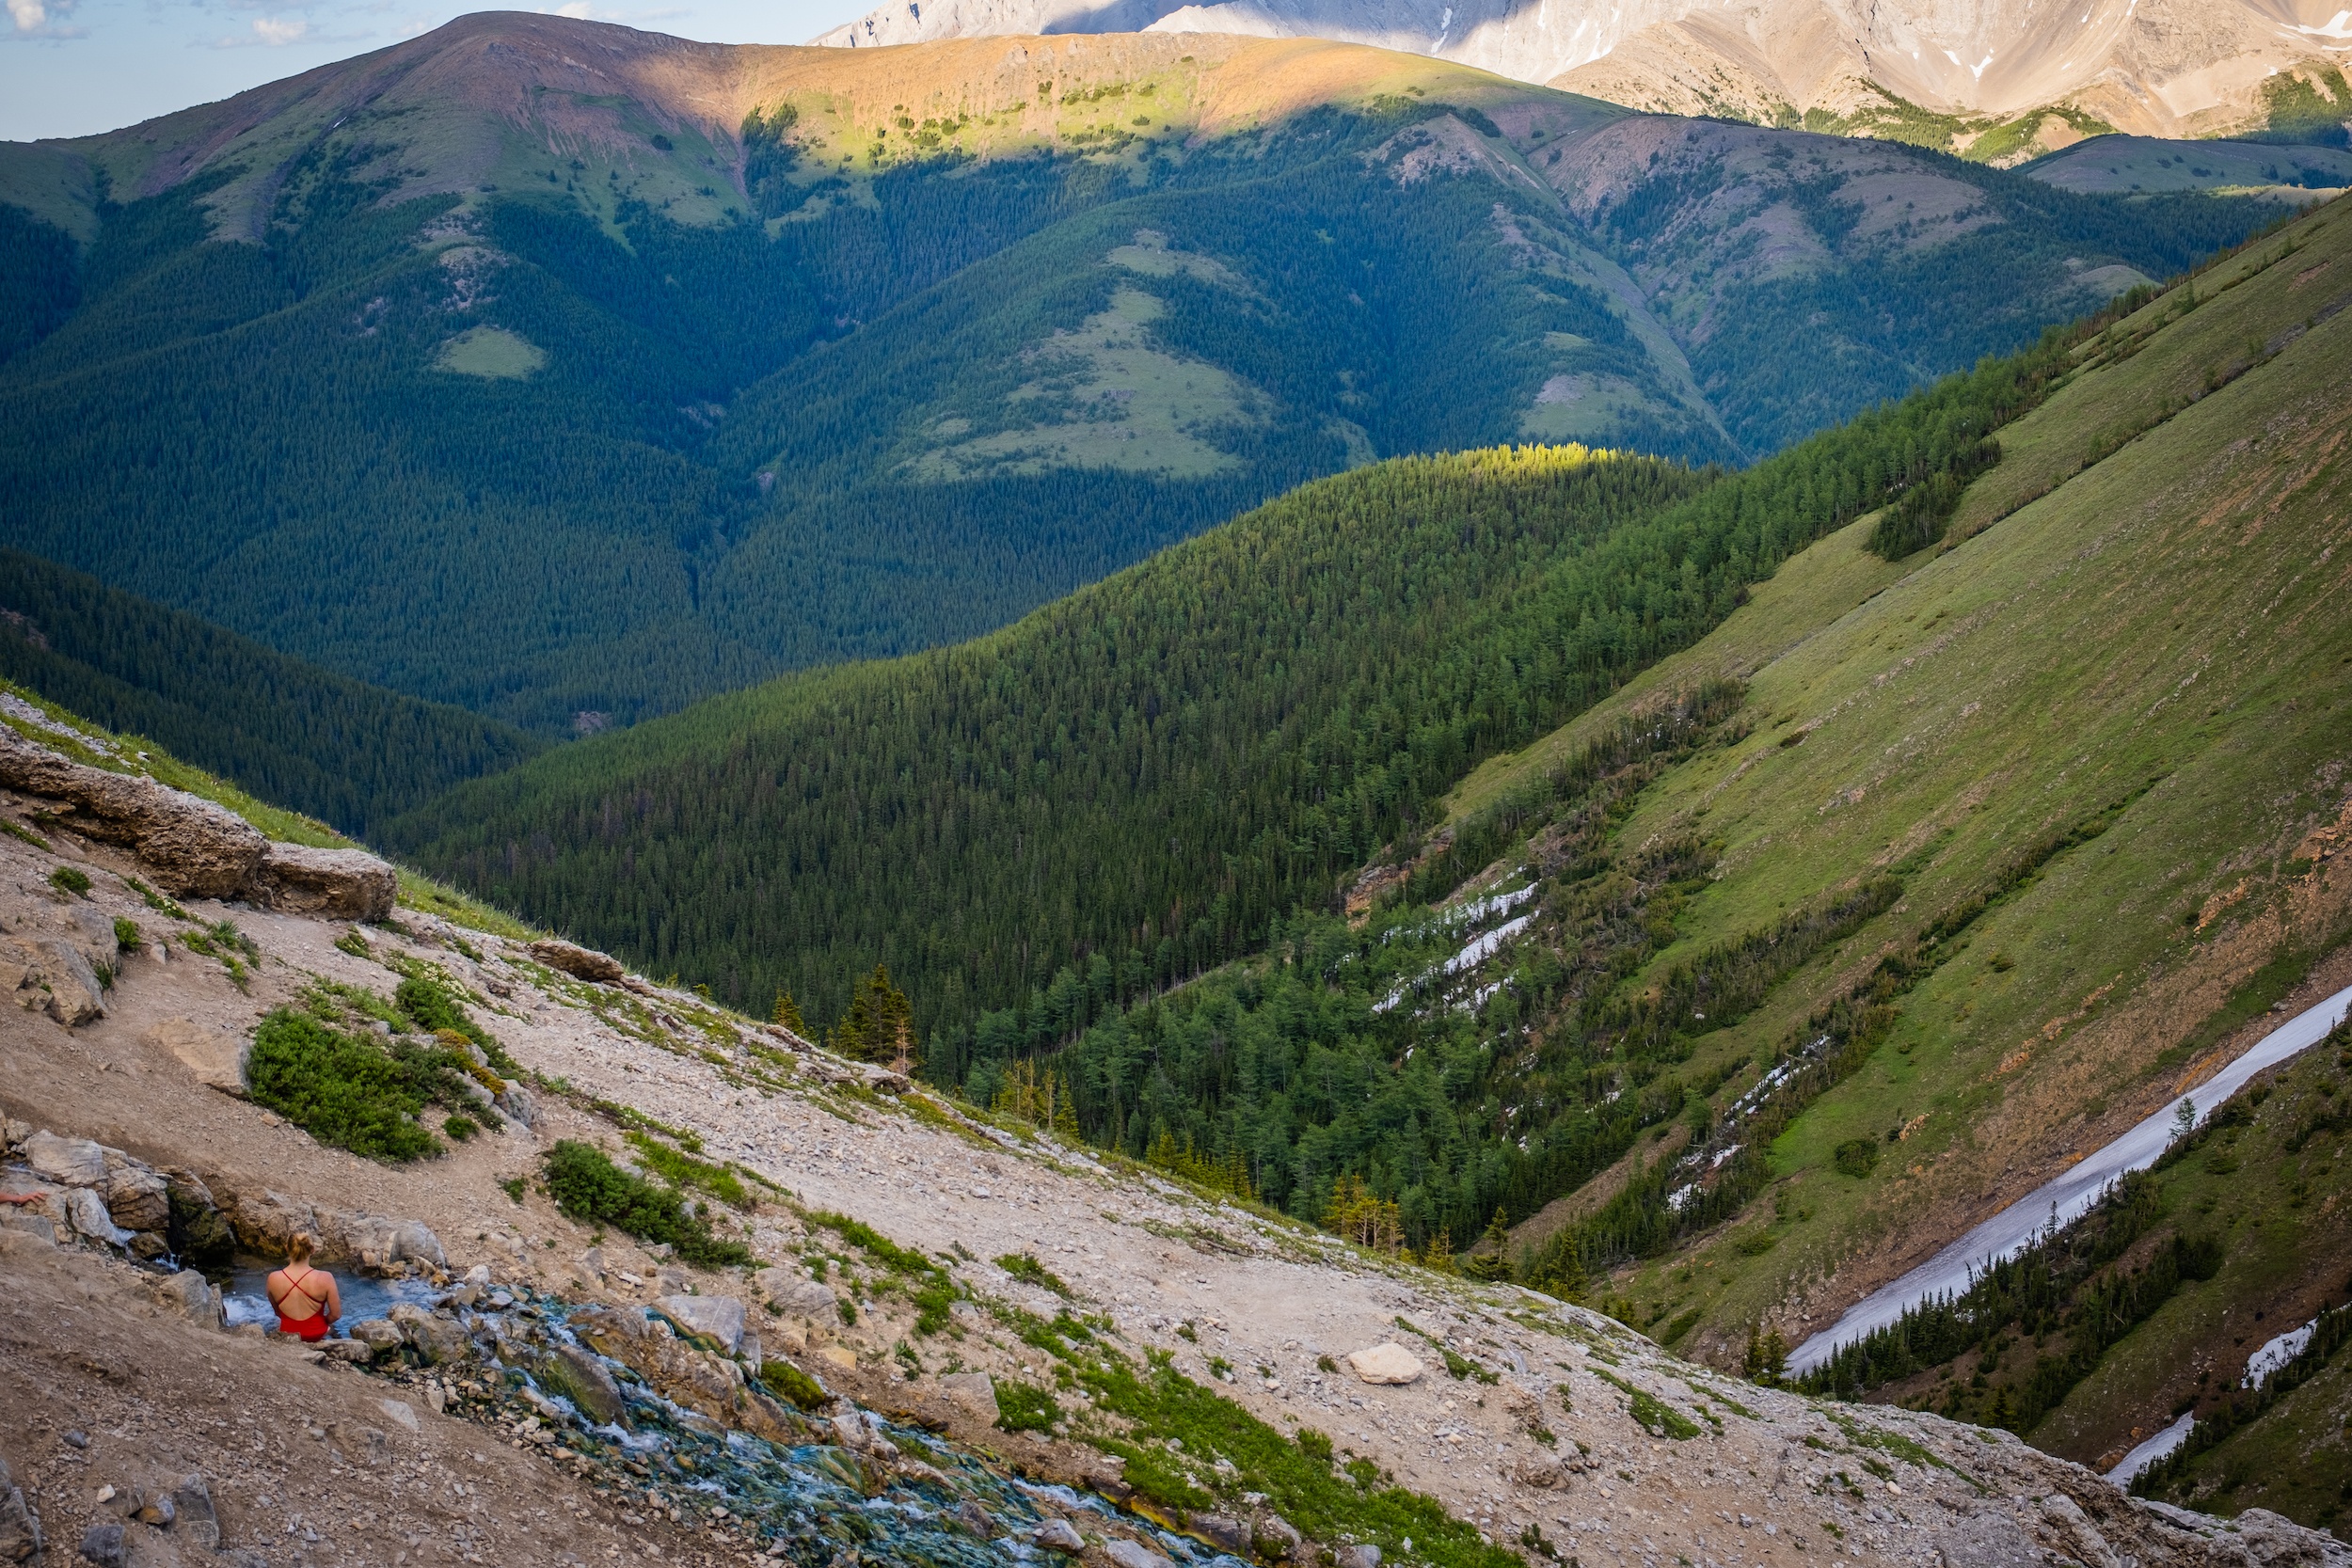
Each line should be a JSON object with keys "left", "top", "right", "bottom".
{"left": 3, "top": 784, "right": 2349, "bottom": 1568}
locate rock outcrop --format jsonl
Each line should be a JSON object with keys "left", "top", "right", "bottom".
{"left": 529, "top": 939, "right": 626, "bottom": 983}
{"left": 0, "top": 723, "right": 397, "bottom": 917}
{"left": 252, "top": 842, "right": 398, "bottom": 921}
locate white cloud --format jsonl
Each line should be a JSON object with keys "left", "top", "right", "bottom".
{"left": 7, "top": 0, "right": 86, "bottom": 39}
{"left": 253, "top": 13, "right": 309, "bottom": 41}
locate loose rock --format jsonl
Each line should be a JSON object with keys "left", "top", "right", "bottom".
{"left": 0, "top": 1455, "right": 41, "bottom": 1563}
{"left": 0, "top": 725, "right": 265, "bottom": 897}
{"left": 1346, "top": 1342, "right": 1424, "bottom": 1386}
{"left": 939, "top": 1370, "right": 999, "bottom": 1424}
{"left": 659, "top": 1293, "right": 747, "bottom": 1354}
{"left": 253, "top": 842, "right": 397, "bottom": 921}
{"left": 145, "top": 1018, "right": 250, "bottom": 1095}
{"left": 529, "top": 939, "right": 626, "bottom": 984}
{"left": 1104, "top": 1541, "right": 1174, "bottom": 1568}
{"left": 1034, "top": 1518, "right": 1087, "bottom": 1553}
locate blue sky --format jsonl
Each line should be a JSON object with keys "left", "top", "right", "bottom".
{"left": 0, "top": 0, "right": 868, "bottom": 141}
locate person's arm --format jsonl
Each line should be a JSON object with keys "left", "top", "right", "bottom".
{"left": 325, "top": 1274, "right": 343, "bottom": 1323}
{"left": 264, "top": 1271, "right": 286, "bottom": 1312}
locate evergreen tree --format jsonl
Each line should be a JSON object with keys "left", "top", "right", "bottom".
{"left": 771, "top": 990, "right": 808, "bottom": 1037}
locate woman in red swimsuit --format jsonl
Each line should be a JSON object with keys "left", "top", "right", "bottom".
{"left": 266, "top": 1232, "right": 342, "bottom": 1341}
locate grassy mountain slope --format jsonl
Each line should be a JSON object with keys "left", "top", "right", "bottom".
{"left": 0, "top": 549, "right": 541, "bottom": 838}
{"left": 0, "top": 17, "right": 2270, "bottom": 735}
{"left": 1369, "top": 191, "right": 2352, "bottom": 1483}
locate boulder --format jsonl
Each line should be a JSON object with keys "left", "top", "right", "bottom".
{"left": 61, "top": 1187, "right": 131, "bottom": 1246}
{"left": 171, "top": 1474, "right": 219, "bottom": 1550}
{"left": 0, "top": 724, "right": 265, "bottom": 898}
{"left": 145, "top": 1017, "right": 248, "bottom": 1094}
{"left": 0, "top": 1455, "right": 41, "bottom": 1563}
{"left": 325, "top": 1212, "right": 448, "bottom": 1274}
{"left": 1185, "top": 1513, "right": 1251, "bottom": 1556}
{"left": 939, "top": 1370, "right": 1000, "bottom": 1424}
{"left": 23, "top": 1131, "right": 105, "bottom": 1187}
{"left": 76, "top": 1521, "right": 124, "bottom": 1568}
{"left": 1346, "top": 1343, "right": 1424, "bottom": 1386}
{"left": 496, "top": 1083, "right": 539, "bottom": 1128}
{"left": 541, "top": 1344, "right": 626, "bottom": 1426}
{"left": 150, "top": 1268, "right": 222, "bottom": 1328}
{"left": 660, "top": 1293, "right": 748, "bottom": 1355}
{"left": 1254, "top": 1514, "right": 1304, "bottom": 1560}
{"left": 1337, "top": 1546, "right": 1382, "bottom": 1568}
{"left": 128, "top": 1493, "right": 173, "bottom": 1528}
{"left": 756, "top": 1268, "right": 837, "bottom": 1321}
{"left": 253, "top": 842, "right": 397, "bottom": 921}
{"left": 347, "top": 1319, "right": 405, "bottom": 1359}
{"left": 387, "top": 1305, "right": 471, "bottom": 1365}
{"left": 529, "top": 939, "right": 626, "bottom": 984}
{"left": 1104, "top": 1542, "right": 1173, "bottom": 1568}
{"left": 1034, "top": 1518, "right": 1086, "bottom": 1553}
{"left": 376, "top": 1398, "right": 421, "bottom": 1434}
{"left": 2, "top": 938, "right": 105, "bottom": 1026}
{"left": 103, "top": 1164, "right": 169, "bottom": 1234}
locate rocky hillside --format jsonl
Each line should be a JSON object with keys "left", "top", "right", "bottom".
{"left": 816, "top": 0, "right": 2352, "bottom": 158}
{"left": 3, "top": 693, "right": 2347, "bottom": 1567}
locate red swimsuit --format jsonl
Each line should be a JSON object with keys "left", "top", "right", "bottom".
{"left": 271, "top": 1264, "right": 333, "bottom": 1341}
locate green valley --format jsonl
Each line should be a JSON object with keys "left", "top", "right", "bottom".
{"left": 0, "top": 18, "right": 2275, "bottom": 734}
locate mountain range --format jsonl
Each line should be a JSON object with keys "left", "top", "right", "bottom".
{"left": 819, "top": 0, "right": 2352, "bottom": 164}
{"left": 0, "top": 15, "right": 2275, "bottom": 732}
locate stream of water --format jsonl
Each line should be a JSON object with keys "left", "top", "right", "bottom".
{"left": 1789, "top": 980, "right": 2352, "bottom": 1374}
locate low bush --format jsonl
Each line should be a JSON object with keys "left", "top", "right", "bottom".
{"left": 1834, "top": 1138, "right": 1882, "bottom": 1178}
{"left": 48, "top": 865, "right": 89, "bottom": 897}
{"left": 993, "top": 1380, "right": 1063, "bottom": 1433}
{"left": 540, "top": 1139, "right": 751, "bottom": 1267}
{"left": 760, "top": 1359, "right": 830, "bottom": 1410}
{"left": 246, "top": 1009, "right": 469, "bottom": 1162}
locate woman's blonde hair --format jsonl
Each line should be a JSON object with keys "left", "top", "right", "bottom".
{"left": 287, "top": 1231, "right": 316, "bottom": 1262}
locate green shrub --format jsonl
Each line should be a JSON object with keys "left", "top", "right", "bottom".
{"left": 48, "top": 865, "right": 90, "bottom": 897}
{"left": 625, "top": 1131, "right": 749, "bottom": 1209}
{"left": 1833, "top": 1139, "right": 1882, "bottom": 1178}
{"left": 112, "top": 916, "right": 140, "bottom": 951}
{"left": 995, "top": 1251, "right": 1073, "bottom": 1297}
{"left": 500, "top": 1176, "right": 528, "bottom": 1204}
{"left": 396, "top": 974, "right": 520, "bottom": 1076}
{"left": 246, "top": 1009, "right": 450, "bottom": 1162}
{"left": 1296, "top": 1426, "right": 1334, "bottom": 1464}
{"left": 760, "top": 1359, "right": 831, "bottom": 1410}
{"left": 994, "top": 1380, "right": 1063, "bottom": 1433}
{"left": 540, "top": 1140, "right": 751, "bottom": 1267}
{"left": 445, "top": 1115, "right": 480, "bottom": 1142}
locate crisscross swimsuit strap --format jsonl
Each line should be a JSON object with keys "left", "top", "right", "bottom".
{"left": 270, "top": 1263, "right": 330, "bottom": 1320}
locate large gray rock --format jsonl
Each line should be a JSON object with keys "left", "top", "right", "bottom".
{"left": 529, "top": 939, "right": 626, "bottom": 983}
{"left": 542, "top": 1344, "right": 626, "bottom": 1425}
{"left": 1034, "top": 1518, "right": 1086, "bottom": 1553}
{"left": 102, "top": 1163, "right": 169, "bottom": 1233}
{"left": 1103, "top": 1542, "right": 1173, "bottom": 1568}
{"left": 0, "top": 1455, "right": 40, "bottom": 1563}
{"left": 388, "top": 1305, "right": 471, "bottom": 1365}
{"left": 939, "top": 1370, "right": 1000, "bottom": 1424}
{"left": 60, "top": 1186, "right": 131, "bottom": 1246}
{"left": 1346, "top": 1342, "right": 1423, "bottom": 1385}
{"left": 1185, "top": 1513, "right": 1250, "bottom": 1556}
{"left": 496, "top": 1083, "right": 539, "bottom": 1128}
{"left": 150, "top": 1268, "right": 222, "bottom": 1328}
{"left": 171, "top": 1475, "right": 218, "bottom": 1550}
{"left": 76, "top": 1520, "right": 123, "bottom": 1567}
{"left": 756, "top": 1268, "right": 837, "bottom": 1321}
{"left": 659, "top": 1293, "right": 747, "bottom": 1355}
{"left": 145, "top": 1017, "right": 249, "bottom": 1094}
{"left": 348, "top": 1319, "right": 405, "bottom": 1359}
{"left": 22, "top": 1131, "right": 105, "bottom": 1186}
{"left": 0, "top": 724, "right": 265, "bottom": 898}
{"left": 255, "top": 842, "right": 397, "bottom": 921}
{"left": 1, "top": 938, "right": 106, "bottom": 1026}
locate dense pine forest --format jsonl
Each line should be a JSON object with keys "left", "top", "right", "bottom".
{"left": 0, "top": 549, "right": 541, "bottom": 836}
{"left": 393, "top": 319, "right": 2070, "bottom": 1044}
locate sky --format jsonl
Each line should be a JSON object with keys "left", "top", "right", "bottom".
{"left": 0, "top": 0, "right": 867, "bottom": 141}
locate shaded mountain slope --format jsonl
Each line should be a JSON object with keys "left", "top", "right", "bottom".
{"left": 0, "top": 548, "right": 542, "bottom": 838}
{"left": 0, "top": 17, "right": 2270, "bottom": 736}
